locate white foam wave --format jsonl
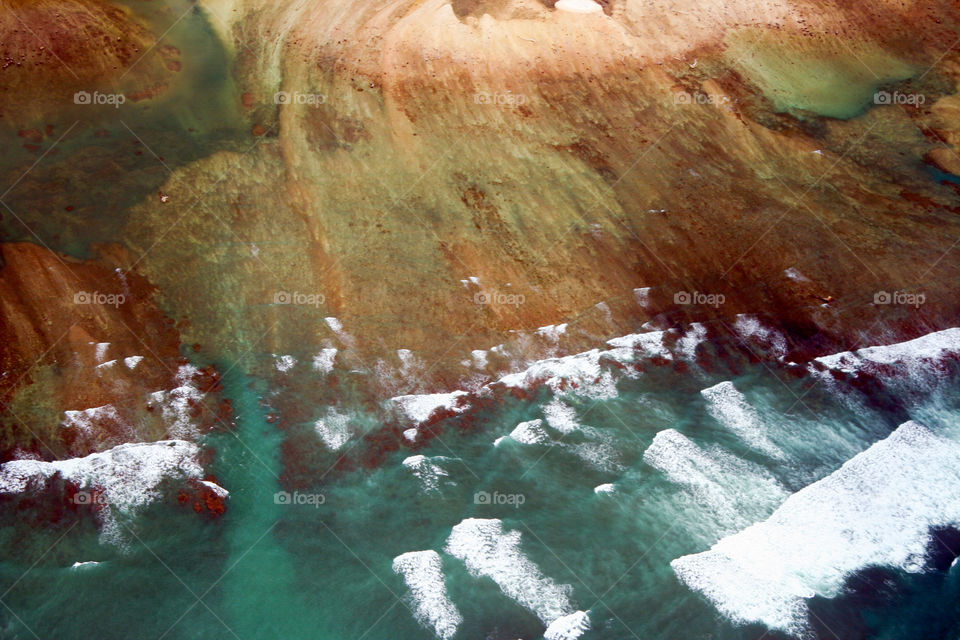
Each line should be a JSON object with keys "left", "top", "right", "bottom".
{"left": 815, "top": 327, "right": 960, "bottom": 375}
{"left": 471, "top": 350, "right": 489, "bottom": 370}
{"left": 199, "top": 480, "right": 229, "bottom": 498}
{"left": 543, "top": 399, "right": 580, "bottom": 434}
{"left": 445, "top": 518, "right": 574, "bottom": 625}
{"left": 733, "top": 315, "right": 787, "bottom": 358}
{"left": 148, "top": 365, "right": 208, "bottom": 439}
{"left": 312, "top": 348, "right": 338, "bottom": 374}
{"left": 0, "top": 440, "right": 210, "bottom": 547}
{"left": 324, "top": 317, "right": 356, "bottom": 347}
{"left": 94, "top": 342, "right": 110, "bottom": 363}
{"left": 671, "top": 421, "right": 960, "bottom": 636}
{"left": 700, "top": 381, "right": 784, "bottom": 459}
{"left": 273, "top": 354, "right": 297, "bottom": 372}
{"left": 62, "top": 405, "right": 123, "bottom": 435}
{"left": 555, "top": 0, "right": 602, "bottom": 12}
{"left": 544, "top": 610, "right": 591, "bottom": 640}
{"left": 784, "top": 267, "right": 810, "bottom": 282}
{"left": 644, "top": 429, "right": 787, "bottom": 531}
{"left": 402, "top": 455, "right": 455, "bottom": 494}
{"left": 633, "top": 287, "right": 651, "bottom": 307}
{"left": 606, "top": 331, "right": 671, "bottom": 361}
{"left": 392, "top": 550, "right": 462, "bottom": 640}
{"left": 314, "top": 407, "right": 353, "bottom": 451}
{"left": 567, "top": 430, "right": 623, "bottom": 473}
{"left": 390, "top": 391, "right": 469, "bottom": 425}
{"left": 507, "top": 419, "right": 552, "bottom": 445}
{"left": 676, "top": 323, "right": 708, "bottom": 361}
{"left": 497, "top": 349, "right": 617, "bottom": 399}
{"left": 536, "top": 323, "right": 568, "bottom": 342}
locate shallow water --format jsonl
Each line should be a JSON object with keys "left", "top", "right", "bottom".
{"left": 724, "top": 28, "right": 917, "bottom": 119}
{"left": 2, "top": 2, "right": 960, "bottom": 638}
{"left": 2, "top": 334, "right": 959, "bottom": 640}
{"left": 0, "top": 0, "right": 245, "bottom": 259}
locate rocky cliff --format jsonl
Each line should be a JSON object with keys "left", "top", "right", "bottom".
{"left": 2, "top": 0, "right": 960, "bottom": 408}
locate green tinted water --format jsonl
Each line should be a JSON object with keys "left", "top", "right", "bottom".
{"left": 1, "top": 4, "right": 959, "bottom": 638}
{"left": 0, "top": 0, "right": 245, "bottom": 259}
{"left": 3, "top": 347, "right": 958, "bottom": 640}
{"left": 725, "top": 29, "right": 917, "bottom": 119}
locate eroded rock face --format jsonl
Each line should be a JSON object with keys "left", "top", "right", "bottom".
{"left": 3, "top": 0, "right": 960, "bottom": 398}
{"left": 0, "top": 242, "right": 228, "bottom": 461}
{"left": 0, "top": 0, "right": 178, "bottom": 123}
{"left": 113, "top": 0, "right": 960, "bottom": 379}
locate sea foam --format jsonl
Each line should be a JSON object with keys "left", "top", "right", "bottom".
{"left": 544, "top": 610, "right": 591, "bottom": 640}
{"left": 606, "top": 330, "right": 671, "bottom": 361}
{"left": 392, "top": 550, "right": 462, "bottom": 640}
{"left": 314, "top": 407, "right": 353, "bottom": 451}
{"left": 62, "top": 405, "right": 123, "bottom": 435}
{"left": 312, "top": 348, "right": 338, "bottom": 374}
{"left": 0, "top": 440, "right": 216, "bottom": 547}
{"left": 815, "top": 328, "right": 960, "bottom": 374}
{"left": 496, "top": 349, "right": 617, "bottom": 399}
{"left": 506, "top": 419, "right": 552, "bottom": 445}
{"left": 700, "top": 381, "right": 784, "bottom": 459}
{"left": 147, "top": 365, "right": 209, "bottom": 440}
{"left": 542, "top": 398, "right": 580, "bottom": 434}
{"left": 402, "top": 455, "right": 456, "bottom": 494}
{"left": 644, "top": 429, "right": 787, "bottom": 532}
{"left": 671, "top": 421, "right": 960, "bottom": 636}
{"left": 814, "top": 327, "right": 960, "bottom": 391}
{"left": 555, "top": 0, "right": 602, "bottom": 13}
{"left": 390, "top": 391, "right": 469, "bottom": 425}
{"left": 445, "top": 518, "right": 574, "bottom": 625}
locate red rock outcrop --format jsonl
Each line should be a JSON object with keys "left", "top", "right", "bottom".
{"left": 0, "top": 242, "right": 228, "bottom": 461}
{"left": 3, "top": 0, "right": 960, "bottom": 398}
{"left": 117, "top": 0, "right": 960, "bottom": 379}
{"left": 0, "top": 0, "right": 179, "bottom": 124}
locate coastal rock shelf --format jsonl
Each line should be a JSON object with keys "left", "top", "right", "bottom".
{"left": 1, "top": 0, "right": 959, "bottom": 638}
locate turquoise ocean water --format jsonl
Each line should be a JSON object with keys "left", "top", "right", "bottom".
{"left": 2, "top": 332, "right": 959, "bottom": 640}
{"left": 0, "top": 4, "right": 958, "bottom": 638}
